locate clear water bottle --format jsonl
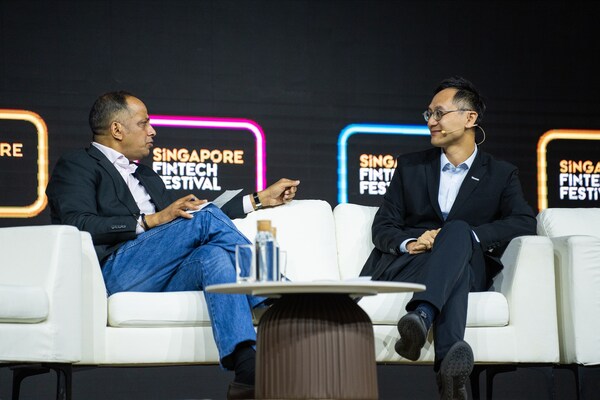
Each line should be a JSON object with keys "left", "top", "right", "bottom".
{"left": 255, "top": 220, "right": 276, "bottom": 281}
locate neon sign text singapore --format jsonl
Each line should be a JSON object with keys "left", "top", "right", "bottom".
{"left": 149, "top": 115, "right": 267, "bottom": 192}
{"left": 337, "top": 124, "right": 430, "bottom": 204}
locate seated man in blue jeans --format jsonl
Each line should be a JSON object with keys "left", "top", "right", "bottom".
{"left": 46, "top": 91, "right": 300, "bottom": 400}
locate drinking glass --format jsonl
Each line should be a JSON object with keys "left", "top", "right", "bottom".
{"left": 279, "top": 250, "right": 289, "bottom": 281}
{"left": 235, "top": 244, "right": 256, "bottom": 283}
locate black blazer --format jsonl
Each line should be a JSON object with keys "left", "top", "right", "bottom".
{"left": 46, "top": 146, "right": 246, "bottom": 263}
{"left": 360, "top": 147, "right": 537, "bottom": 281}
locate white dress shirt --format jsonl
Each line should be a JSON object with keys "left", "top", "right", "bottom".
{"left": 92, "top": 142, "right": 156, "bottom": 234}
{"left": 438, "top": 147, "right": 478, "bottom": 220}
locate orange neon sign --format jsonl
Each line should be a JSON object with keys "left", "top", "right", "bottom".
{"left": 537, "top": 129, "right": 600, "bottom": 211}
{"left": 0, "top": 109, "right": 48, "bottom": 217}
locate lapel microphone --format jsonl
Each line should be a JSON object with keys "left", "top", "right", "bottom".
{"left": 441, "top": 124, "right": 481, "bottom": 137}
{"left": 440, "top": 127, "right": 462, "bottom": 136}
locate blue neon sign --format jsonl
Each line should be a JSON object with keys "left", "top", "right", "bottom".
{"left": 337, "top": 123, "right": 429, "bottom": 204}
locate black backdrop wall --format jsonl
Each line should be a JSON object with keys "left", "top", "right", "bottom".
{"left": 1, "top": 2, "right": 600, "bottom": 399}
{"left": 1, "top": 0, "right": 599, "bottom": 227}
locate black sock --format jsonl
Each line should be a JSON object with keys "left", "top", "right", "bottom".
{"left": 233, "top": 344, "right": 256, "bottom": 385}
{"left": 415, "top": 301, "right": 437, "bottom": 331}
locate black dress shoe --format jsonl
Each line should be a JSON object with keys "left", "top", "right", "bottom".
{"left": 227, "top": 381, "right": 255, "bottom": 400}
{"left": 436, "top": 340, "right": 474, "bottom": 400}
{"left": 395, "top": 310, "right": 429, "bottom": 361}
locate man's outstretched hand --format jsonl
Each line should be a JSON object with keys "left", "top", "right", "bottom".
{"left": 255, "top": 178, "right": 300, "bottom": 208}
{"left": 144, "top": 178, "right": 300, "bottom": 228}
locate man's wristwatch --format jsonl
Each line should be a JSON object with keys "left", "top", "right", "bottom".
{"left": 252, "top": 192, "right": 263, "bottom": 210}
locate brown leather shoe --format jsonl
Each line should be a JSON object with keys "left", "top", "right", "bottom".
{"left": 227, "top": 381, "right": 255, "bottom": 400}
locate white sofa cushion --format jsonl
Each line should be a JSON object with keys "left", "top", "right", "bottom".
{"left": 537, "top": 207, "right": 600, "bottom": 237}
{"left": 233, "top": 200, "right": 340, "bottom": 282}
{"left": 360, "top": 291, "right": 508, "bottom": 327}
{"left": 0, "top": 284, "right": 48, "bottom": 323}
{"left": 463, "top": 292, "right": 509, "bottom": 327}
{"left": 334, "top": 203, "right": 510, "bottom": 328}
{"left": 333, "top": 203, "right": 379, "bottom": 279}
{"left": 108, "top": 291, "right": 209, "bottom": 327}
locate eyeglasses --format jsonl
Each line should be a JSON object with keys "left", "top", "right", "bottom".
{"left": 422, "top": 109, "right": 473, "bottom": 122}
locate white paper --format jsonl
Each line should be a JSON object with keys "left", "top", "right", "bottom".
{"left": 212, "top": 189, "right": 243, "bottom": 208}
{"left": 186, "top": 189, "right": 244, "bottom": 214}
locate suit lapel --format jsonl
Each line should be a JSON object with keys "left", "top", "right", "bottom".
{"left": 133, "top": 168, "right": 168, "bottom": 211}
{"left": 446, "top": 151, "right": 488, "bottom": 220}
{"left": 87, "top": 146, "right": 140, "bottom": 215}
{"left": 425, "top": 150, "right": 444, "bottom": 221}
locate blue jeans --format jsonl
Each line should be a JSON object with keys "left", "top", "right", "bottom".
{"left": 101, "top": 204, "right": 260, "bottom": 367}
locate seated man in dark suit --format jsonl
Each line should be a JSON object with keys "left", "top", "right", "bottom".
{"left": 360, "top": 77, "right": 536, "bottom": 400}
{"left": 46, "top": 91, "right": 299, "bottom": 400}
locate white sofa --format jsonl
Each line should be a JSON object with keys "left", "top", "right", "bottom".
{"left": 0, "top": 200, "right": 561, "bottom": 397}
{"left": 334, "top": 203, "right": 559, "bottom": 365}
{"left": 537, "top": 207, "right": 600, "bottom": 367}
{"left": 80, "top": 199, "right": 341, "bottom": 365}
{"left": 0, "top": 225, "right": 83, "bottom": 399}
{"left": 78, "top": 199, "right": 559, "bottom": 368}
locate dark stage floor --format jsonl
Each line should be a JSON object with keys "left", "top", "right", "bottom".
{"left": 1, "top": 363, "right": 597, "bottom": 399}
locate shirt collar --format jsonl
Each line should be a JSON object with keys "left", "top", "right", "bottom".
{"left": 440, "top": 146, "right": 478, "bottom": 172}
{"left": 92, "top": 142, "right": 138, "bottom": 173}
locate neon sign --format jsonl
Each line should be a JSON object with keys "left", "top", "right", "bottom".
{"left": 149, "top": 115, "right": 267, "bottom": 191}
{"left": 337, "top": 123, "right": 429, "bottom": 203}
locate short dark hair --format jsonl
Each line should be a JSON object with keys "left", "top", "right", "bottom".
{"left": 88, "top": 91, "right": 134, "bottom": 136}
{"left": 434, "top": 77, "right": 486, "bottom": 124}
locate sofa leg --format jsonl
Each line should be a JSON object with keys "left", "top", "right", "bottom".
{"left": 470, "top": 365, "right": 486, "bottom": 400}
{"left": 48, "top": 363, "right": 73, "bottom": 400}
{"left": 483, "top": 364, "right": 555, "bottom": 400}
{"left": 559, "top": 364, "right": 584, "bottom": 400}
{"left": 575, "top": 365, "right": 583, "bottom": 400}
{"left": 11, "top": 363, "right": 72, "bottom": 400}
{"left": 12, "top": 365, "right": 50, "bottom": 400}
{"left": 486, "top": 364, "right": 516, "bottom": 400}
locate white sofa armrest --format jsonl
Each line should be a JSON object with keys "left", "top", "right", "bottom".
{"left": 550, "top": 235, "right": 600, "bottom": 365}
{"left": 0, "top": 225, "right": 82, "bottom": 363}
{"left": 493, "top": 235, "right": 559, "bottom": 362}
{"left": 80, "top": 231, "right": 109, "bottom": 364}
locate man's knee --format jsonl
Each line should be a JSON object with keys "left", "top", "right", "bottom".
{"left": 440, "top": 220, "right": 472, "bottom": 238}
{"left": 203, "top": 203, "right": 234, "bottom": 221}
{"left": 185, "top": 245, "right": 236, "bottom": 281}
{"left": 436, "top": 220, "right": 476, "bottom": 252}
{"left": 193, "top": 204, "right": 241, "bottom": 232}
